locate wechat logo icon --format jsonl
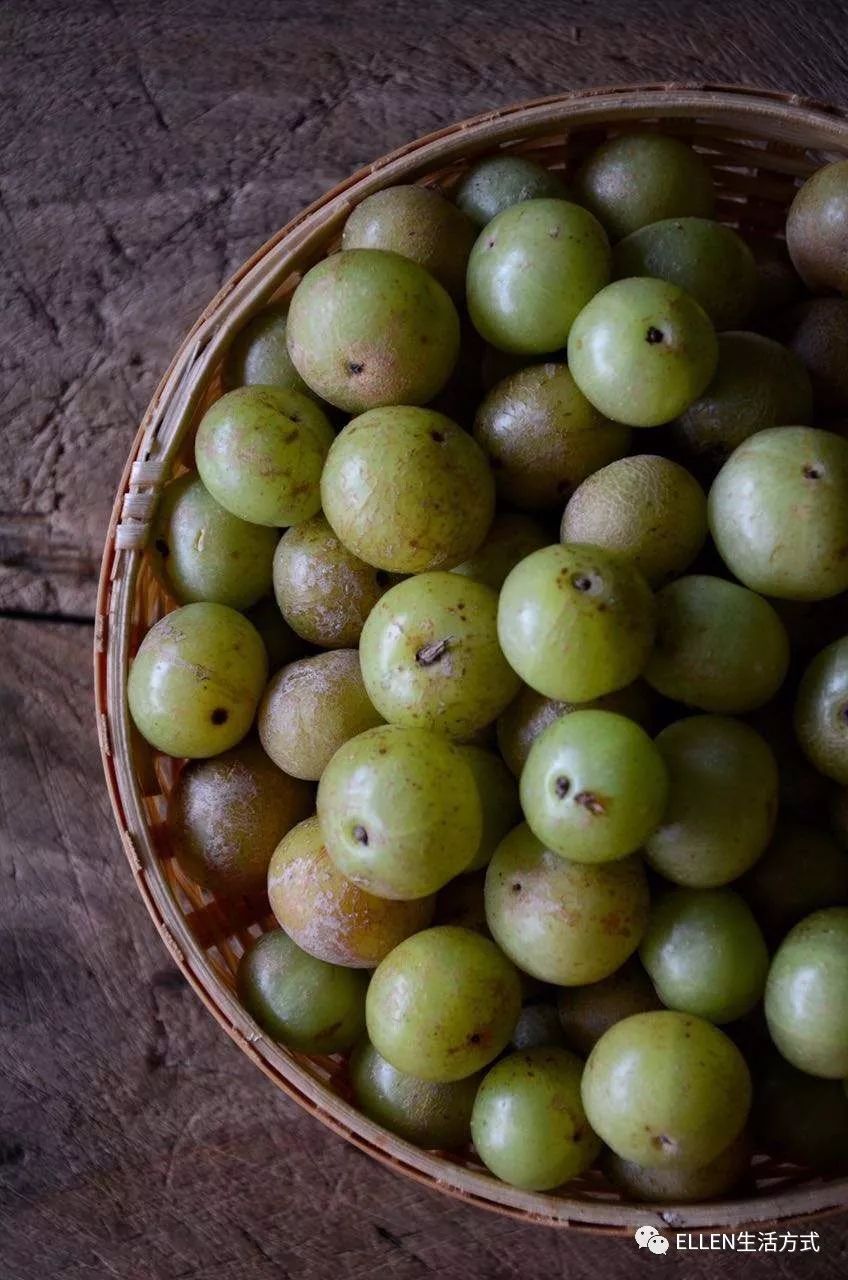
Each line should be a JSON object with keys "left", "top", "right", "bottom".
{"left": 634, "top": 1224, "right": 670, "bottom": 1255}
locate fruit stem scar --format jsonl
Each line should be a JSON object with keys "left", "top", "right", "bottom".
{"left": 646, "top": 326, "right": 664, "bottom": 344}
{"left": 555, "top": 776, "right": 571, "bottom": 798}
{"left": 352, "top": 824, "right": 369, "bottom": 845}
{"left": 416, "top": 637, "right": 452, "bottom": 666}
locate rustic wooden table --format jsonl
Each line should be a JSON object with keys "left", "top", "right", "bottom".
{"left": 3, "top": 2, "right": 848, "bottom": 1276}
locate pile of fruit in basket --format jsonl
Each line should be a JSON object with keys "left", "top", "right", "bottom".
{"left": 129, "top": 132, "right": 848, "bottom": 1201}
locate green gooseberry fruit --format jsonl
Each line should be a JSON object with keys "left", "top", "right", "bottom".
{"left": 497, "top": 544, "right": 656, "bottom": 703}
{"left": 471, "top": 1047, "right": 601, "bottom": 1190}
{"left": 320, "top": 406, "right": 494, "bottom": 573}
{"left": 221, "top": 301, "right": 312, "bottom": 396}
{"left": 764, "top": 907, "right": 848, "bottom": 1078}
{"left": 568, "top": 277, "right": 718, "bottom": 427}
{"left": 148, "top": 473, "right": 278, "bottom": 610}
{"left": 709, "top": 426, "right": 848, "bottom": 601}
{"left": 561, "top": 455, "right": 707, "bottom": 587}
{"left": 485, "top": 824, "right": 649, "bottom": 985}
{"left": 581, "top": 1010, "right": 752, "bottom": 1170}
{"left": 613, "top": 217, "right": 757, "bottom": 330}
{"left": 267, "top": 816, "right": 434, "bottom": 968}
{"left": 286, "top": 248, "right": 460, "bottom": 412}
{"left": 168, "top": 738, "right": 312, "bottom": 897}
{"left": 644, "top": 574, "right": 790, "bottom": 713}
{"left": 496, "top": 682, "right": 653, "bottom": 779}
{"left": 257, "top": 649, "right": 383, "bottom": 782}
{"left": 605, "top": 1129, "right": 751, "bottom": 1203}
{"left": 519, "top": 710, "right": 668, "bottom": 864}
{"left": 237, "top": 929, "right": 367, "bottom": 1053}
{"left": 573, "top": 133, "right": 715, "bottom": 241}
{"left": 473, "top": 362, "right": 631, "bottom": 510}
{"left": 272, "top": 513, "right": 390, "bottom": 649}
{"left": 195, "top": 386, "right": 334, "bottom": 527}
{"left": 349, "top": 1040, "right": 481, "bottom": 1149}
{"left": 782, "top": 298, "right": 848, "bottom": 413}
{"left": 786, "top": 159, "right": 848, "bottom": 293}
{"left": 359, "top": 572, "right": 520, "bottom": 740}
{"left": 451, "top": 513, "right": 548, "bottom": 591}
{"left": 742, "top": 822, "right": 848, "bottom": 939}
{"left": 795, "top": 637, "right": 848, "bottom": 784}
{"left": 341, "top": 184, "right": 477, "bottom": 299}
{"left": 128, "top": 603, "right": 267, "bottom": 758}
{"left": 316, "top": 725, "right": 482, "bottom": 899}
{"left": 455, "top": 154, "right": 570, "bottom": 226}
{"left": 458, "top": 746, "right": 521, "bottom": 873}
{"left": 244, "top": 596, "right": 306, "bottom": 672}
{"left": 466, "top": 199, "right": 611, "bottom": 355}
{"left": 640, "top": 888, "right": 769, "bottom": 1024}
{"left": 645, "top": 715, "right": 778, "bottom": 888}
{"left": 752, "top": 1051, "right": 848, "bottom": 1172}
{"left": 673, "top": 332, "right": 813, "bottom": 469}
{"left": 434, "top": 870, "right": 489, "bottom": 936}
{"left": 557, "top": 957, "right": 662, "bottom": 1056}
{"left": 511, "top": 1002, "right": 568, "bottom": 1051}
{"left": 365, "top": 925, "right": 522, "bottom": 1081}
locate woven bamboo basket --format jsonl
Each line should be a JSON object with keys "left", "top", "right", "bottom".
{"left": 95, "top": 84, "right": 848, "bottom": 1232}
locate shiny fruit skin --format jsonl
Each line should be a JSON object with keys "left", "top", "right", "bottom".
{"left": 644, "top": 574, "right": 790, "bottom": 714}
{"left": 168, "top": 738, "right": 312, "bottom": 896}
{"left": 237, "top": 929, "right": 367, "bottom": 1053}
{"left": 272, "top": 514, "right": 390, "bottom": 649}
{"left": 673, "top": 331, "right": 813, "bottom": 469}
{"left": 466, "top": 199, "right": 611, "bottom": 355}
{"left": 496, "top": 682, "right": 653, "bottom": 778}
{"left": 561, "top": 454, "right": 707, "bottom": 587}
{"left": 567, "top": 277, "right": 718, "bottom": 428}
{"left": 221, "top": 301, "right": 312, "bottom": 396}
{"left": 459, "top": 746, "right": 521, "bottom": 873}
{"left": 605, "top": 1129, "right": 751, "bottom": 1203}
{"left": 349, "top": 1041, "right": 480, "bottom": 1148}
{"left": 645, "top": 715, "right": 778, "bottom": 888}
{"left": 451, "top": 513, "right": 547, "bottom": 591}
{"left": 320, "top": 406, "right": 494, "bottom": 574}
{"left": 795, "top": 637, "right": 848, "bottom": 784}
{"left": 581, "top": 1011, "right": 752, "bottom": 1170}
{"left": 471, "top": 1047, "right": 601, "bottom": 1190}
{"left": 764, "top": 907, "right": 848, "bottom": 1078}
{"left": 127, "top": 603, "right": 268, "bottom": 758}
{"left": 195, "top": 386, "right": 334, "bottom": 527}
{"left": 557, "top": 957, "right": 662, "bottom": 1055}
{"left": 520, "top": 710, "right": 668, "bottom": 864}
{"left": 786, "top": 159, "right": 848, "bottom": 293}
{"left": 455, "top": 155, "right": 570, "bottom": 226}
{"left": 640, "top": 887, "right": 769, "bottom": 1024}
{"left": 317, "top": 725, "right": 482, "bottom": 899}
{"left": 257, "top": 650, "right": 383, "bottom": 782}
{"left": 286, "top": 249, "right": 460, "bottom": 412}
{"left": 341, "top": 185, "right": 477, "bottom": 299}
{"left": 613, "top": 217, "right": 757, "bottom": 330}
{"left": 267, "top": 817, "right": 434, "bottom": 968}
{"left": 359, "top": 572, "right": 520, "bottom": 740}
{"left": 708, "top": 426, "right": 848, "bottom": 602}
{"left": 148, "top": 473, "right": 278, "bottom": 610}
{"left": 473, "top": 362, "right": 631, "bottom": 510}
{"left": 573, "top": 133, "right": 715, "bottom": 241}
{"left": 497, "top": 544, "right": 656, "bottom": 703}
{"left": 365, "top": 925, "right": 522, "bottom": 1081}
{"left": 485, "top": 824, "right": 650, "bottom": 985}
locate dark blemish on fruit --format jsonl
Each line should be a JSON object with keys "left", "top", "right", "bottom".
{"left": 353, "top": 825, "right": 369, "bottom": 845}
{"left": 487, "top": 238, "right": 496, "bottom": 249}
{"left": 288, "top": 412, "right": 301, "bottom": 423}
{"left": 646, "top": 327, "right": 664, "bottom": 344}
{"left": 282, "top": 428, "right": 299, "bottom": 444}
{"left": 375, "top": 570, "right": 390, "bottom": 588}
{"left": 803, "top": 464, "right": 822, "bottom": 479}
{"left": 549, "top": 225, "right": 561, "bottom": 238}
{"left": 348, "top": 361, "right": 365, "bottom": 374}
{"left": 210, "top": 708, "right": 229, "bottom": 725}
{"left": 378, "top": 746, "right": 387, "bottom": 755}
{"left": 430, "top": 430, "right": 445, "bottom": 443}
{"left": 154, "top": 538, "right": 170, "bottom": 558}
{"left": 512, "top": 882, "right": 522, "bottom": 893}
{"left": 652, "top": 1133, "right": 674, "bottom": 1151}
{"left": 416, "top": 637, "right": 451, "bottom": 666}
{"left": 575, "top": 791, "right": 606, "bottom": 816}
{"left": 571, "top": 573, "right": 594, "bottom": 592}
{"left": 555, "top": 776, "right": 571, "bottom": 799}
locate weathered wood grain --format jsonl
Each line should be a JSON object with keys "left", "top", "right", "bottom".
{"left": 2, "top": 617, "right": 846, "bottom": 1278}
{"left": 4, "top": 0, "right": 848, "bottom": 614}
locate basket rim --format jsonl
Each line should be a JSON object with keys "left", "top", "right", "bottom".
{"left": 95, "top": 81, "right": 848, "bottom": 1234}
